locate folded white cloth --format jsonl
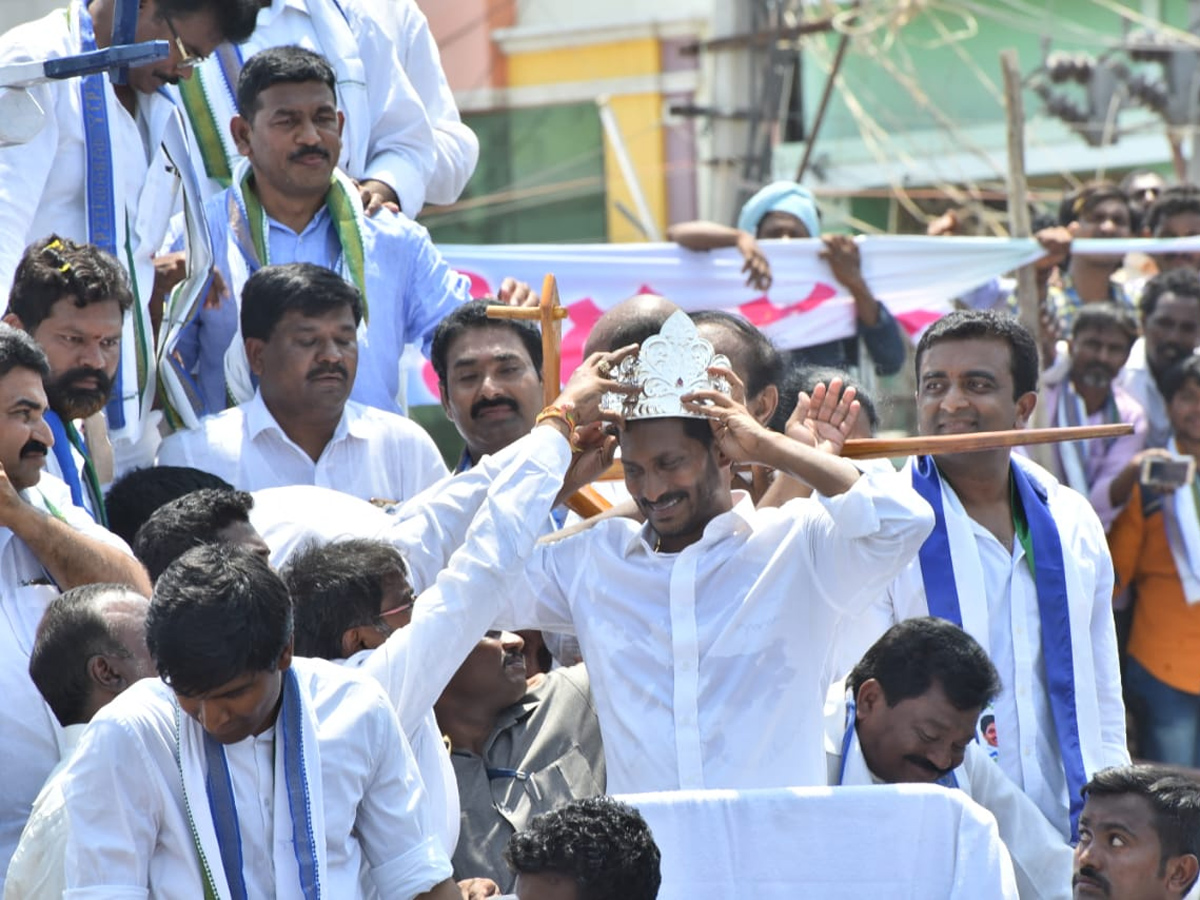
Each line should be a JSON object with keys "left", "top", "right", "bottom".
{"left": 617, "top": 785, "right": 1019, "bottom": 900}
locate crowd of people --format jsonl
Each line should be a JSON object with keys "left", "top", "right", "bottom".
{"left": 2, "top": 0, "right": 1200, "bottom": 898}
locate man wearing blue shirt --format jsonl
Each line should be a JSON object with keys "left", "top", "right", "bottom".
{"left": 167, "top": 45, "right": 528, "bottom": 420}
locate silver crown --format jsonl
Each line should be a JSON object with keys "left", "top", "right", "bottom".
{"left": 600, "top": 310, "right": 731, "bottom": 420}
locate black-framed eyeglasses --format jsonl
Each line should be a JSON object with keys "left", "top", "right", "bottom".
{"left": 163, "top": 15, "right": 206, "bottom": 70}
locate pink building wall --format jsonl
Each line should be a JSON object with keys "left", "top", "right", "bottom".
{"left": 416, "top": 0, "right": 512, "bottom": 93}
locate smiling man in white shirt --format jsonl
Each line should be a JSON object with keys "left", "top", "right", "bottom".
{"left": 490, "top": 310, "right": 935, "bottom": 794}
{"left": 157, "top": 262, "right": 446, "bottom": 501}
{"left": 850, "top": 310, "right": 1129, "bottom": 844}
{"left": 827, "top": 617, "right": 1073, "bottom": 900}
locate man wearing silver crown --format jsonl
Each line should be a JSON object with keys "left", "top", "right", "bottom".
{"left": 491, "top": 310, "right": 935, "bottom": 794}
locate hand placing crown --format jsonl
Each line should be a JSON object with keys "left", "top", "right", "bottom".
{"left": 600, "top": 310, "right": 732, "bottom": 420}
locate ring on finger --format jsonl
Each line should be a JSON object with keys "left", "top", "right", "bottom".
{"left": 597, "top": 359, "right": 612, "bottom": 377}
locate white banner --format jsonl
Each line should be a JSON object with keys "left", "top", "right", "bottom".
{"left": 406, "top": 234, "right": 1195, "bottom": 405}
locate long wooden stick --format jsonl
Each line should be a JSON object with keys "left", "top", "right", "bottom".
{"left": 841, "top": 423, "right": 1132, "bottom": 460}
{"left": 592, "top": 423, "right": 1133, "bottom": 480}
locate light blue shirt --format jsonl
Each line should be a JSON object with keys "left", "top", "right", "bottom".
{"left": 178, "top": 191, "right": 471, "bottom": 415}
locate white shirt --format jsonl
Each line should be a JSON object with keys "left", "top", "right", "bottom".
{"left": 862, "top": 460, "right": 1128, "bottom": 838}
{"left": 493, "top": 467, "right": 935, "bottom": 794}
{"left": 182, "top": 0, "right": 435, "bottom": 215}
{"left": 156, "top": 391, "right": 447, "bottom": 502}
{"left": 61, "top": 658, "right": 451, "bottom": 899}
{"left": 824, "top": 684, "right": 1073, "bottom": 900}
{"left": 3, "top": 723, "right": 85, "bottom": 900}
{"left": 0, "top": 474, "right": 133, "bottom": 892}
{"left": 371, "top": 0, "right": 479, "bottom": 203}
{"left": 1118, "top": 338, "right": 1171, "bottom": 449}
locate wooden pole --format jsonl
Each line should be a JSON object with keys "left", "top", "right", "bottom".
{"left": 796, "top": 29, "right": 852, "bottom": 183}
{"left": 486, "top": 282, "right": 613, "bottom": 517}
{"left": 1001, "top": 48, "right": 1055, "bottom": 469}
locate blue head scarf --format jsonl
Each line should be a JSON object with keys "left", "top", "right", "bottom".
{"left": 736, "top": 182, "right": 821, "bottom": 238}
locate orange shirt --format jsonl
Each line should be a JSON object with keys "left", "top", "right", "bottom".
{"left": 1110, "top": 482, "right": 1200, "bottom": 694}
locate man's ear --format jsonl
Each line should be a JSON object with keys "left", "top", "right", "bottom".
{"left": 1015, "top": 391, "right": 1038, "bottom": 428}
{"left": 245, "top": 337, "right": 266, "bottom": 378}
{"left": 1164, "top": 854, "right": 1199, "bottom": 896}
{"left": 88, "top": 654, "right": 129, "bottom": 693}
{"left": 3, "top": 312, "right": 23, "bottom": 331}
{"left": 438, "top": 382, "right": 452, "bottom": 419}
{"left": 230, "top": 115, "right": 253, "bottom": 157}
{"left": 749, "top": 384, "right": 779, "bottom": 427}
{"left": 856, "top": 678, "right": 886, "bottom": 717}
{"left": 340, "top": 626, "right": 372, "bottom": 658}
{"left": 276, "top": 640, "right": 294, "bottom": 672}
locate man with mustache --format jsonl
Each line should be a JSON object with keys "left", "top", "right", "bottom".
{"left": 0, "top": 324, "right": 151, "bottom": 892}
{"left": 431, "top": 299, "right": 546, "bottom": 474}
{"left": 1120, "top": 269, "right": 1200, "bottom": 448}
{"left": 0, "top": 0, "right": 260, "bottom": 474}
{"left": 826, "top": 617, "right": 1073, "bottom": 900}
{"left": 4, "top": 237, "right": 133, "bottom": 525}
{"left": 157, "top": 262, "right": 447, "bottom": 501}
{"left": 1043, "top": 303, "right": 1147, "bottom": 531}
{"left": 1073, "top": 766, "right": 1200, "bottom": 900}
{"left": 847, "top": 311, "right": 1129, "bottom": 843}
{"left": 168, "top": 46, "right": 527, "bottom": 423}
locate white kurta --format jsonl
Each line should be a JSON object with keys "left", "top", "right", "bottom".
{"left": 0, "top": 474, "right": 133, "bottom": 893}
{"left": 3, "top": 723, "right": 85, "bottom": 900}
{"left": 156, "top": 391, "right": 447, "bottom": 502}
{"left": 823, "top": 684, "right": 1074, "bottom": 900}
{"left": 61, "top": 657, "right": 451, "bottom": 899}
{"left": 844, "top": 457, "right": 1129, "bottom": 839}
{"left": 493, "top": 466, "right": 935, "bottom": 794}
{"left": 347, "top": 426, "right": 573, "bottom": 857}
{"left": 370, "top": 0, "right": 479, "bottom": 203}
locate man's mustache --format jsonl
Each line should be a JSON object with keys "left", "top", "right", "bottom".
{"left": 470, "top": 396, "right": 518, "bottom": 419}
{"left": 52, "top": 366, "right": 113, "bottom": 397}
{"left": 306, "top": 363, "right": 348, "bottom": 381}
{"left": 903, "top": 754, "right": 954, "bottom": 779}
{"left": 290, "top": 146, "right": 330, "bottom": 162}
{"left": 20, "top": 440, "right": 49, "bottom": 458}
{"left": 1072, "top": 865, "right": 1110, "bottom": 895}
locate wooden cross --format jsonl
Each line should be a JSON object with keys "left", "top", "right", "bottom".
{"left": 485, "top": 273, "right": 569, "bottom": 402}
{"left": 486, "top": 274, "right": 612, "bottom": 517}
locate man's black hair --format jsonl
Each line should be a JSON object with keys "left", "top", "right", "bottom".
{"left": 429, "top": 299, "right": 543, "bottom": 385}
{"left": 147, "top": 544, "right": 292, "bottom": 697}
{"left": 504, "top": 797, "right": 662, "bottom": 900}
{"left": 29, "top": 584, "right": 144, "bottom": 727}
{"left": 7, "top": 235, "right": 133, "bottom": 333}
{"left": 691, "top": 310, "right": 782, "bottom": 400}
{"left": 235, "top": 45, "right": 337, "bottom": 119}
{"left": 1143, "top": 184, "right": 1200, "bottom": 236}
{"left": 241, "top": 263, "right": 362, "bottom": 343}
{"left": 155, "top": 0, "right": 259, "bottom": 45}
{"left": 768, "top": 364, "right": 879, "bottom": 434}
{"left": 1070, "top": 302, "right": 1139, "bottom": 348}
{"left": 282, "top": 538, "right": 410, "bottom": 660}
{"left": 847, "top": 617, "right": 1002, "bottom": 712}
{"left": 132, "top": 488, "right": 255, "bottom": 582}
{"left": 1160, "top": 355, "right": 1200, "bottom": 404}
{"left": 1057, "top": 181, "right": 1132, "bottom": 228}
{"left": 915, "top": 310, "right": 1039, "bottom": 400}
{"left": 105, "top": 466, "right": 234, "bottom": 546}
{"left": 1083, "top": 765, "right": 1200, "bottom": 870}
{"left": 0, "top": 323, "right": 50, "bottom": 381}
{"left": 1142, "top": 268, "right": 1200, "bottom": 323}
{"left": 981, "top": 714, "right": 995, "bottom": 730}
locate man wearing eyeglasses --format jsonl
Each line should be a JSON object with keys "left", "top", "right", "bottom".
{"left": 0, "top": 0, "right": 259, "bottom": 477}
